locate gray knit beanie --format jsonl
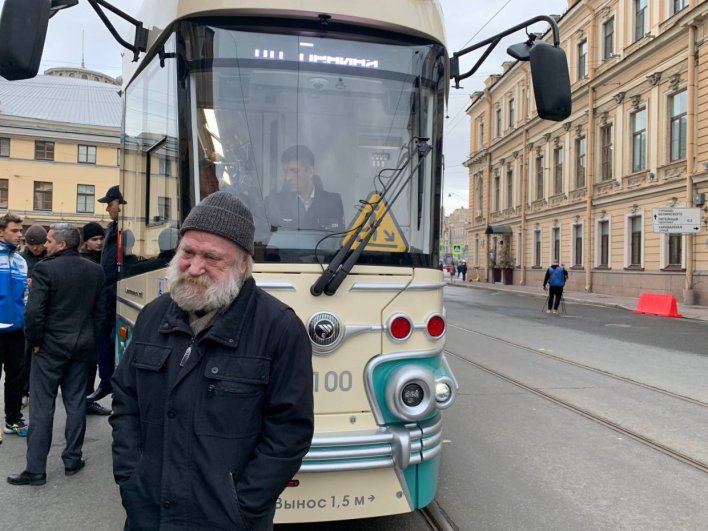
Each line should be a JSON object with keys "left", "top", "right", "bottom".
{"left": 180, "top": 192, "right": 255, "bottom": 255}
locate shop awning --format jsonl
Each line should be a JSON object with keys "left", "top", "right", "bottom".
{"left": 485, "top": 225, "right": 512, "bottom": 235}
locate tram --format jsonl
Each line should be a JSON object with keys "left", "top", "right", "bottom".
{"left": 0, "top": 0, "right": 570, "bottom": 523}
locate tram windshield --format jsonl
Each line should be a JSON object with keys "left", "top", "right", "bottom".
{"left": 185, "top": 22, "right": 444, "bottom": 266}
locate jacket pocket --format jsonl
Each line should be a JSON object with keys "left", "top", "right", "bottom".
{"left": 130, "top": 343, "right": 171, "bottom": 423}
{"left": 195, "top": 355, "right": 270, "bottom": 438}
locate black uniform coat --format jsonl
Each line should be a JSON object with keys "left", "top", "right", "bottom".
{"left": 110, "top": 278, "right": 314, "bottom": 531}
{"left": 265, "top": 183, "right": 344, "bottom": 232}
{"left": 24, "top": 249, "right": 106, "bottom": 360}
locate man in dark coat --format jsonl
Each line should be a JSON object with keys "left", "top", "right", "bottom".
{"left": 7, "top": 223, "right": 105, "bottom": 486}
{"left": 110, "top": 191, "right": 314, "bottom": 531}
{"left": 88, "top": 185, "right": 126, "bottom": 404}
{"left": 20, "top": 225, "right": 47, "bottom": 279}
{"left": 265, "top": 145, "right": 344, "bottom": 232}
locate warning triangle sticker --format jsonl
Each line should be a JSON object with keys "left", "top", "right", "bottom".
{"left": 343, "top": 192, "right": 408, "bottom": 252}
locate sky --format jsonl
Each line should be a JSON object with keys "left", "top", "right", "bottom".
{"left": 2, "top": 0, "right": 569, "bottom": 213}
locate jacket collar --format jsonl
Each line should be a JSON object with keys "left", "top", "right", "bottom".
{"left": 160, "top": 277, "right": 257, "bottom": 346}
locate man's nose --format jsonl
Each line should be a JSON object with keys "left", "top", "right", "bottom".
{"left": 187, "top": 256, "right": 207, "bottom": 275}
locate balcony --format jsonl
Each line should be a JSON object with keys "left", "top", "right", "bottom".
{"left": 569, "top": 187, "right": 587, "bottom": 202}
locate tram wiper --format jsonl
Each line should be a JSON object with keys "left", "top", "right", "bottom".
{"left": 310, "top": 139, "right": 431, "bottom": 297}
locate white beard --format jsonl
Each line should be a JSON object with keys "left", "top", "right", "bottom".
{"left": 166, "top": 258, "right": 243, "bottom": 313}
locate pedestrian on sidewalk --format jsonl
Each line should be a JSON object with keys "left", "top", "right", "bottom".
{"left": 8, "top": 224, "right": 106, "bottom": 486}
{"left": 543, "top": 260, "right": 568, "bottom": 314}
{"left": 0, "top": 213, "right": 29, "bottom": 439}
{"left": 110, "top": 192, "right": 314, "bottom": 530}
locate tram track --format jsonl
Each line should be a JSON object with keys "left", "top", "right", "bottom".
{"left": 444, "top": 345, "right": 708, "bottom": 475}
{"left": 448, "top": 323, "right": 708, "bottom": 409}
{"left": 420, "top": 501, "right": 457, "bottom": 531}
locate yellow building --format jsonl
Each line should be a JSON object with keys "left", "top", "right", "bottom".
{"left": 0, "top": 70, "right": 121, "bottom": 234}
{"left": 466, "top": 0, "right": 708, "bottom": 304}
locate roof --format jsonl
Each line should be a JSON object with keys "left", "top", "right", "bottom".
{"left": 0, "top": 75, "right": 121, "bottom": 128}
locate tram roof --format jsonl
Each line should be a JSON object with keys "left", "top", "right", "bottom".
{"left": 123, "top": 0, "right": 446, "bottom": 88}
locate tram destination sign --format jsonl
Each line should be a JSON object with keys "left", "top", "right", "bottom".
{"left": 651, "top": 208, "right": 701, "bottom": 234}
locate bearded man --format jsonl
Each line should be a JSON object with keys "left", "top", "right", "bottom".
{"left": 110, "top": 191, "right": 314, "bottom": 531}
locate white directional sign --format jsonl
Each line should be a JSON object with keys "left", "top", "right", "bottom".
{"left": 652, "top": 208, "right": 701, "bottom": 234}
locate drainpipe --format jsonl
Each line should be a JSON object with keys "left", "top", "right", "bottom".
{"left": 584, "top": 10, "right": 598, "bottom": 293}
{"left": 520, "top": 71, "right": 529, "bottom": 284}
{"left": 684, "top": 24, "right": 697, "bottom": 304}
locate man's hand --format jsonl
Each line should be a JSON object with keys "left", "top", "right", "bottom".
{"left": 543, "top": 285, "right": 548, "bottom": 292}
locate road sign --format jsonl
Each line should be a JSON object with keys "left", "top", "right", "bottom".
{"left": 651, "top": 208, "right": 701, "bottom": 234}
{"left": 343, "top": 192, "right": 408, "bottom": 252}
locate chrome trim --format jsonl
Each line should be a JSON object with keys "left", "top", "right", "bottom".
{"left": 255, "top": 280, "right": 296, "bottom": 291}
{"left": 117, "top": 296, "right": 144, "bottom": 312}
{"left": 364, "top": 348, "right": 443, "bottom": 424}
{"left": 299, "top": 417, "right": 443, "bottom": 473}
{"left": 421, "top": 443, "right": 443, "bottom": 461}
{"left": 349, "top": 282, "right": 446, "bottom": 292}
{"left": 307, "top": 311, "right": 343, "bottom": 355}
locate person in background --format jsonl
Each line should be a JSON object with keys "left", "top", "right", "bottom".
{"left": 80, "top": 221, "right": 105, "bottom": 265}
{"left": 20, "top": 225, "right": 47, "bottom": 405}
{"left": 128, "top": 227, "right": 179, "bottom": 276}
{"left": 459, "top": 262, "right": 468, "bottom": 282}
{"left": 0, "top": 213, "right": 29, "bottom": 440}
{"left": 80, "top": 221, "right": 110, "bottom": 416}
{"left": 21, "top": 225, "right": 47, "bottom": 280}
{"left": 543, "top": 260, "right": 568, "bottom": 314}
{"left": 88, "top": 186, "right": 125, "bottom": 405}
{"left": 7, "top": 224, "right": 105, "bottom": 486}
{"left": 110, "top": 192, "right": 314, "bottom": 530}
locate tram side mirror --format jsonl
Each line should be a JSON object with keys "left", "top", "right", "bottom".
{"left": 0, "top": 0, "right": 51, "bottom": 80}
{"left": 528, "top": 42, "right": 571, "bottom": 122}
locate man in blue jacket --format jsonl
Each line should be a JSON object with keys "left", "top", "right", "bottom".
{"left": 0, "top": 213, "right": 29, "bottom": 438}
{"left": 543, "top": 260, "right": 568, "bottom": 314}
{"left": 110, "top": 192, "right": 314, "bottom": 530}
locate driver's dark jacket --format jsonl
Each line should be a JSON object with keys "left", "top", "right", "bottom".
{"left": 265, "top": 183, "right": 344, "bottom": 232}
{"left": 110, "top": 278, "right": 314, "bottom": 531}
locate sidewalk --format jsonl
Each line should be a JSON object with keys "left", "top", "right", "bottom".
{"left": 445, "top": 276, "right": 708, "bottom": 322}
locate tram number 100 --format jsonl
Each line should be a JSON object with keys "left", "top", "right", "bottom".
{"left": 313, "top": 370, "right": 353, "bottom": 393}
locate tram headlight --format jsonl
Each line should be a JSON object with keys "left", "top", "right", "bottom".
{"left": 435, "top": 382, "right": 451, "bottom": 403}
{"left": 386, "top": 367, "right": 435, "bottom": 421}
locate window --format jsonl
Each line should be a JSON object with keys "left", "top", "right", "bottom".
{"left": 495, "top": 108, "right": 502, "bottom": 137}
{"left": 158, "top": 156, "right": 172, "bottom": 176}
{"left": 629, "top": 215, "right": 642, "bottom": 266}
{"left": 670, "top": 91, "right": 687, "bottom": 161}
{"left": 0, "top": 179, "right": 7, "bottom": 209}
{"left": 0, "top": 137, "right": 9, "bottom": 157}
{"left": 668, "top": 234, "right": 682, "bottom": 266}
{"left": 536, "top": 153, "right": 544, "bottom": 200}
{"left": 600, "top": 124, "right": 613, "bottom": 181}
{"left": 598, "top": 220, "right": 610, "bottom": 267}
{"left": 533, "top": 229, "right": 541, "bottom": 267}
{"left": 577, "top": 40, "right": 587, "bottom": 80}
{"left": 35, "top": 140, "right": 55, "bottom": 161}
{"left": 506, "top": 164, "right": 513, "bottom": 209}
{"left": 33, "top": 181, "right": 53, "bottom": 211}
{"left": 553, "top": 145, "right": 563, "bottom": 194}
{"left": 493, "top": 172, "right": 500, "bottom": 212}
{"left": 158, "top": 196, "right": 171, "bottom": 221}
{"left": 478, "top": 121, "right": 484, "bottom": 150}
{"left": 635, "top": 0, "right": 648, "bottom": 41}
{"left": 672, "top": 0, "right": 688, "bottom": 15}
{"left": 508, "top": 98, "right": 515, "bottom": 129}
{"left": 476, "top": 175, "right": 483, "bottom": 217}
{"left": 76, "top": 184, "right": 95, "bottom": 213}
{"left": 603, "top": 18, "right": 615, "bottom": 61}
{"left": 573, "top": 224, "right": 583, "bottom": 267}
{"left": 552, "top": 227, "right": 560, "bottom": 263}
{"left": 78, "top": 144, "right": 97, "bottom": 164}
{"left": 631, "top": 109, "right": 647, "bottom": 172}
{"left": 575, "top": 136, "right": 586, "bottom": 188}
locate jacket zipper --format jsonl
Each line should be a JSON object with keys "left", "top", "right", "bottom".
{"left": 179, "top": 338, "right": 195, "bottom": 367}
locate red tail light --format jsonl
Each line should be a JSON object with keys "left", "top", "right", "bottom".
{"left": 389, "top": 315, "right": 412, "bottom": 340}
{"left": 426, "top": 315, "right": 445, "bottom": 338}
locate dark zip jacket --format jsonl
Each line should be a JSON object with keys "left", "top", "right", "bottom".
{"left": 110, "top": 278, "right": 314, "bottom": 531}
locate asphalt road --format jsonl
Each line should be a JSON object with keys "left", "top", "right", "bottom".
{"left": 436, "top": 285, "right": 708, "bottom": 530}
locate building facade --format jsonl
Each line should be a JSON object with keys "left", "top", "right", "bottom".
{"left": 0, "top": 72, "right": 121, "bottom": 234}
{"left": 466, "top": 0, "right": 708, "bottom": 304}
{"left": 443, "top": 207, "right": 470, "bottom": 264}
